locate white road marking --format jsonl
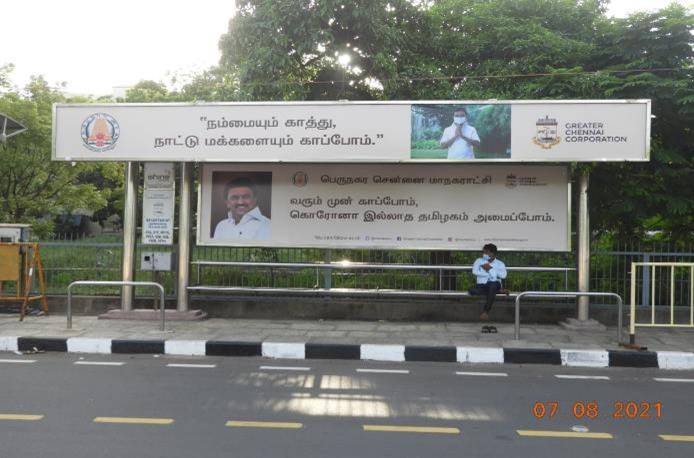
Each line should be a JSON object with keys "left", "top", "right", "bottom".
{"left": 356, "top": 368, "right": 410, "bottom": 374}
{"left": 259, "top": 365, "right": 311, "bottom": 371}
{"left": 74, "top": 361, "right": 125, "bottom": 366}
{"left": 0, "top": 359, "right": 36, "bottom": 364}
{"left": 654, "top": 377, "right": 694, "bottom": 383}
{"left": 166, "top": 363, "right": 217, "bottom": 368}
{"left": 555, "top": 374, "right": 610, "bottom": 380}
{"left": 455, "top": 371, "right": 508, "bottom": 377}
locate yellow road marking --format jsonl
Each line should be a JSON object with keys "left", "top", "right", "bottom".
{"left": 93, "top": 416, "right": 174, "bottom": 425}
{"left": 0, "top": 414, "right": 44, "bottom": 421}
{"left": 517, "top": 430, "right": 612, "bottom": 439}
{"left": 226, "top": 420, "right": 303, "bottom": 429}
{"left": 660, "top": 434, "right": 694, "bottom": 442}
{"left": 363, "top": 425, "right": 460, "bottom": 434}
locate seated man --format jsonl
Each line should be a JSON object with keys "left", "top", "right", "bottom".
{"left": 468, "top": 243, "right": 507, "bottom": 321}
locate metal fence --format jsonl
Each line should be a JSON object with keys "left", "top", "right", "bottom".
{"left": 33, "top": 232, "right": 693, "bottom": 305}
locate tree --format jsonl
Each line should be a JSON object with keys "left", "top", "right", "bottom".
{"left": 0, "top": 68, "right": 120, "bottom": 237}
{"left": 216, "top": 0, "right": 693, "bottom": 241}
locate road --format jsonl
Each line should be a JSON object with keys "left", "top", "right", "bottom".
{"left": 0, "top": 353, "right": 693, "bottom": 457}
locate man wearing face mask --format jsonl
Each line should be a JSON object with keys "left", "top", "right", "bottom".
{"left": 469, "top": 244, "right": 507, "bottom": 321}
{"left": 439, "top": 108, "right": 481, "bottom": 159}
{"left": 213, "top": 177, "right": 271, "bottom": 240}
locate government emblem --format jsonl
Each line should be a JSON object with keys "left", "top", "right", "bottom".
{"left": 81, "top": 113, "right": 120, "bottom": 152}
{"left": 532, "top": 115, "right": 561, "bottom": 149}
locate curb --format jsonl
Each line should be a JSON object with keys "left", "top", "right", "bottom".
{"left": 2, "top": 336, "right": 693, "bottom": 370}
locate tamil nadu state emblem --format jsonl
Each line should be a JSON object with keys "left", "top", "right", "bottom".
{"left": 291, "top": 171, "right": 308, "bottom": 187}
{"left": 81, "top": 113, "right": 120, "bottom": 152}
{"left": 532, "top": 115, "right": 560, "bottom": 149}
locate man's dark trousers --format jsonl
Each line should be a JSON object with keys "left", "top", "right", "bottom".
{"left": 468, "top": 281, "right": 502, "bottom": 312}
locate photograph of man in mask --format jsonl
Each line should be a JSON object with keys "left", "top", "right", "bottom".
{"left": 439, "top": 108, "right": 481, "bottom": 159}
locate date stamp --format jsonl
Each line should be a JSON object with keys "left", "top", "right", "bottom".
{"left": 532, "top": 401, "right": 663, "bottom": 420}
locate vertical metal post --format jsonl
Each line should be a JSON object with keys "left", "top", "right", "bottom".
{"left": 121, "top": 162, "right": 139, "bottom": 311}
{"left": 577, "top": 170, "right": 590, "bottom": 321}
{"left": 176, "top": 162, "right": 193, "bottom": 312}
{"left": 176, "top": 162, "right": 192, "bottom": 312}
{"left": 641, "top": 254, "right": 650, "bottom": 307}
{"left": 630, "top": 263, "right": 637, "bottom": 343}
{"left": 322, "top": 249, "right": 332, "bottom": 289}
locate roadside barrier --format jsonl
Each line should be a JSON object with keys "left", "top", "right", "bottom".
{"left": 629, "top": 262, "right": 694, "bottom": 344}
{"left": 514, "top": 291, "right": 624, "bottom": 342}
{"left": 67, "top": 281, "right": 166, "bottom": 331}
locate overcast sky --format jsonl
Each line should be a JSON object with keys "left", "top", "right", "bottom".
{"left": 1, "top": 0, "right": 690, "bottom": 96}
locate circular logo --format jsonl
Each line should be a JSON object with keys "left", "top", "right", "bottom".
{"left": 291, "top": 171, "right": 308, "bottom": 187}
{"left": 81, "top": 113, "right": 120, "bottom": 152}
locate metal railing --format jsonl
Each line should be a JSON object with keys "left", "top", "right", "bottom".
{"left": 629, "top": 262, "right": 694, "bottom": 344}
{"left": 191, "top": 260, "right": 574, "bottom": 292}
{"left": 514, "top": 291, "right": 624, "bottom": 342}
{"left": 67, "top": 281, "right": 166, "bottom": 331}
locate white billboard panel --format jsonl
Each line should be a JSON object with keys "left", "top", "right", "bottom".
{"left": 197, "top": 164, "right": 570, "bottom": 251}
{"left": 53, "top": 100, "right": 649, "bottom": 163}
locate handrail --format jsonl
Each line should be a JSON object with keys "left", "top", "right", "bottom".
{"left": 187, "top": 285, "right": 519, "bottom": 298}
{"left": 190, "top": 260, "right": 575, "bottom": 272}
{"left": 629, "top": 262, "right": 694, "bottom": 345}
{"left": 514, "top": 291, "right": 624, "bottom": 343}
{"left": 67, "top": 281, "right": 166, "bottom": 331}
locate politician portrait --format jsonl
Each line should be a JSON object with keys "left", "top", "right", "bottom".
{"left": 210, "top": 171, "right": 272, "bottom": 241}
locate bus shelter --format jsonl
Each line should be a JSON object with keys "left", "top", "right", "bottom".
{"left": 52, "top": 100, "right": 651, "bottom": 322}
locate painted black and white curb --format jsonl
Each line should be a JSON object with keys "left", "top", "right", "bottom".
{"left": 1, "top": 336, "right": 693, "bottom": 369}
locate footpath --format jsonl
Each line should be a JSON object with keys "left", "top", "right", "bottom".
{"left": 1, "top": 314, "right": 693, "bottom": 370}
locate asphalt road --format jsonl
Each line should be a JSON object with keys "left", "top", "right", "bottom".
{"left": 0, "top": 353, "right": 693, "bottom": 458}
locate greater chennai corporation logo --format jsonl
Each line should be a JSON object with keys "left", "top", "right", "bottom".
{"left": 532, "top": 115, "right": 561, "bottom": 149}
{"left": 81, "top": 113, "right": 120, "bottom": 152}
{"left": 291, "top": 171, "right": 308, "bottom": 187}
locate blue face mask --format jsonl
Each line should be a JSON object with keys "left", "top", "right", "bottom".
{"left": 482, "top": 254, "right": 490, "bottom": 261}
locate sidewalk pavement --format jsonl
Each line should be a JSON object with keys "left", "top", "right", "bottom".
{"left": 1, "top": 314, "right": 693, "bottom": 369}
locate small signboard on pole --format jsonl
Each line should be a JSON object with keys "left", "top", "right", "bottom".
{"left": 142, "top": 163, "right": 175, "bottom": 245}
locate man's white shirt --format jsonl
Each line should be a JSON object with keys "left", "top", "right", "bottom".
{"left": 472, "top": 257, "right": 507, "bottom": 284}
{"left": 440, "top": 122, "right": 480, "bottom": 159}
{"left": 213, "top": 206, "right": 271, "bottom": 240}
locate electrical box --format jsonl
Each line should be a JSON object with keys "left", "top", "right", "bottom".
{"left": 140, "top": 251, "right": 173, "bottom": 272}
{"left": 0, "top": 224, "right": 31, "bottom": 243}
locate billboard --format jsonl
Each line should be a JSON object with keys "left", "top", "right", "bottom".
{"left": 197, "top": 163, "right": 570, "bottom": 251}
{"left": 53, "top": 100, "right": 650, "bottom": 162}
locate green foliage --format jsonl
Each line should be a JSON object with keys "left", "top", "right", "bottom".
{"left": 0, "top": 69, "right": 121, "bottom": 237}
{"left": 217, "top": 0, "right": 693, "bottom": 241}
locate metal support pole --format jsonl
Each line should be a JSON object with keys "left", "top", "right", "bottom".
{"left": 322, "top": 249, "right": 332, "bottom": 289}
{"left": 176, "top": 162, "right": 192, "bottom": 312}
{"left": 641, "top": 254, "right": 650, "bottom": 307}
{"left": 577, "top": 170, "right": 590, "bottom": 321}
{"left": 121, "top": 162, "right": 139, "bottom": 311}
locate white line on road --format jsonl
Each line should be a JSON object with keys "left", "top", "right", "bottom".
{"left": 166, "top": 363, "right": 217, "bottom": 368}
{"left": 654, "top": 377, "right": 694, "bottom": 383}
{"left": 74, "top": 361, "right": 125, "bottom": 366}
{"left": 455, "top": 371, "right": 508, "bottom": 377}
{"left": 259, "top": 365, "right": 311, "bottom": 371}
{"left": 356, "top": 368, "right": 410, "bottom": 374}
{"left": 0, "top": 359, "right": 36, "bottom": 364}
{"left": 555, "top": 374, "right": 610, "bottom": 380}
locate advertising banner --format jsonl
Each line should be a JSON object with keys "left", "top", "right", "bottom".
{"left": 142, "top": 162, "right": 175, "bottom": 245}
{"left": 53, "top": 100, "right": 649, "bottom": 162}
{"left": 197, "top": 164, "right": 570, "bottom": 251}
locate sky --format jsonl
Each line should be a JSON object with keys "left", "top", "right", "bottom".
{"left": 1, "top": 0, "right": 690, "bottom": 96}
